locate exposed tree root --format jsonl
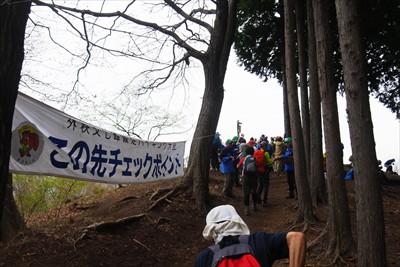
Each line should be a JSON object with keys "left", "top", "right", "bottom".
{"left": 84, "top": 214, "right": 146, "bottom": 232}
{"left": 74, "top": 214, "right": 146, "bottom": 249}
{"left": 133, "top": 238, "right": 151, "bottom": 251}
{"left": 117, "top": 196, "right": 138, "bottom": 203}
{"left": 147, "top": 182, "right": 189, "bottom": 211}
{"left": 308, "top": 228, "right": 357, "bottom": 266}
{"left": 149, "top": 187, "right": 175, "bottom": 201}
{"left": 307, "top": 226, "right": 321, "bottom": 233}
{"left": 307, "top": 228, "right": 328, "bottom": 251}
{"left": 148, "top": 189, "right": 175, "bottom": 211}
{"left": 73, "top": 231, "right": 91, "bottom": 250}
{"left": 301, "top": 222, "right": 310, "bottom": 232}
{"left": 287, "top": 222, "right": 304, "bottom": 232}
{"left": 286, "top": 221, "right": 310, "bottom": 233}
{"left": 323, "top": 253, "right": 356, "bottom": 266}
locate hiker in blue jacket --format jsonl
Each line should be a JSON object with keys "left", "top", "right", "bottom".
{"left": 274, "top": 137, "right": 296, "bottom": 198}
{"left": 194, "top": 205, "right": 306, "bottom": 267}
{"left": 219, "top": 139, "right": 237, "bottom": 198}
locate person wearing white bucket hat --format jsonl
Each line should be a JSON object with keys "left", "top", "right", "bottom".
{"left": 195, "top": 205, "right": 306, "bottom": 267}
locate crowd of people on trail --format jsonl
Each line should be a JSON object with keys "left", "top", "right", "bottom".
{"left": 198, "top": 133, "right": 305, "bottom": 266}
{"left": 200, "top": 132, "right": 398, "bottom": 266}
{"left": 211, "top": 133, "right": 296, "bottom": 216}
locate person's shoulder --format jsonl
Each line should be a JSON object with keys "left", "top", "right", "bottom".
{"left": 250, "top": 232, "right": 288, "bottom": 244}
{"left": 194, "top": 247, "right": 213, "bottom": 267}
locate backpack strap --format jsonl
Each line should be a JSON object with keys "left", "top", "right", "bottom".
{"left": 209, "top": 235, "right": 254, "bottom": 267}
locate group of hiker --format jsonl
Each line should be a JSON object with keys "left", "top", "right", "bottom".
{"left": 199, "top": 133, "right": 396, "bottom": 266}
{"left": 212, "top": 133, "right": 296, "bottom": 216}
{"left": 194, "top": 134, "right": 305, "bottom": 267}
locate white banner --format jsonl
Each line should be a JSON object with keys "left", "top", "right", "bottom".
{"left": 9, "top": 93, "right": 185, "bottom": 184}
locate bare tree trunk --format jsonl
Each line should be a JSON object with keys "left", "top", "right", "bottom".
{"left": 181, "top": 0, "right": 238, "bottom": 211}
{"left": 283, "top": 0, "right": 315, "bottom": 225}
{"left": 335, "top": 0, "right": 387, "bottom": 265}
{"left": 0, "top": 0, "right": 31, "bottom": 241}
{"left": 307, "top": 0, "right": 327, "bottom": 205}
{"left": 295, "top": 0, "right": 311, "bottom": 179}
{"left": 184, "top": 68, "right": 224, "bottom": 211}
{"left": 312, "top": 0, "right": 355, "bottom": 260}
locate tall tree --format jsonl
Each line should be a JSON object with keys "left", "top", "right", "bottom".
{"left": 0, "top": 0, "right": 32, "bottom": 241}
{"left": 31, "top": 0, "right": 238, "bottom": 211}
{"left": 335, "top": 0, "right": 387, "bottom": 265}
{"left": 283, "top": 0, "right": 315, "bottom": 225}
{"left": 295, "top": 0, "right": 311, "bottom": 178}
{"left": 310, "top": 0, "right": 355, "bottom": 261}
{"left": 181, "top": 0, "right": 238, "bottom": 210}
{"left": 306, "top": 0, "right": 327, "bottom": 205}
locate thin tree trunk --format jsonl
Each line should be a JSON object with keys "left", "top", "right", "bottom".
{"left": 283, "top": 0, "right": 315, "bottom": 224}
{"left": 295, "top": 0, "right": 311, "bottom": 179}
{"left": 335, "top": 0, "right": 387, "bottom": 265}
{"left": 282, "top": 57, "right": 291, "bottom": 137}
{"left": 0, "top": 0, "right": 32, "bottom": 241}
{"left": 307, "top": 0, "right": 327, "bottom": 205}
{"left": 312, "top": 0, "right": 355, "bottom": 260}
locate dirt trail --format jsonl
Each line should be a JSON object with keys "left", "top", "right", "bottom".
{"left": 0, "top": 171, "right": 399, "bottom": 266}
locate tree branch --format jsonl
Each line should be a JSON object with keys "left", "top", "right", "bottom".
{"left": 164, "top": 0, "right": 213, "bottom": 33}
{"left": 32, "top": 0, "right": 206, "bottom": 61}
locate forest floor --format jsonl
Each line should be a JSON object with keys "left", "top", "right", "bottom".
{"left": 0, "top": 170, "right": 399, "bottom": 266}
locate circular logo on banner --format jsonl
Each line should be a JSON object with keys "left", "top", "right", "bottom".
{"left": 11, "top": 122, "right": 44, "bottom": 166}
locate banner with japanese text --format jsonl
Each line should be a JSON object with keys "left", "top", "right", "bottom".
{"left": 9, "top": 92, "right": 185, "bottom": 184}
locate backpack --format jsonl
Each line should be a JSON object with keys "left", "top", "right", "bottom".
{"left": 243, "top": 155, "right": 257, "bottom": 175}
{"left": 208, "top": 235, "right": 261, "bottom": 267}
{"left": 253, "top": 150, "right": 266, "bottom": 173}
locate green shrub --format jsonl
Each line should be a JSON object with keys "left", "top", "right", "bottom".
{"left": 12, "top": 174, "right": 110, "bottom": 224}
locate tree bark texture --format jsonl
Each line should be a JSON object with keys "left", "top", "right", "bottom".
{"left": 282, "top": 58, "right": 291, "bottom": 138}
{"left": 306, "top": 0, "right": 327, "bottom": 205}
{"left": 312, "top": 0, "right": 355, "bottom": 259}
{"left": 283, "top": 0, "right": 315, "bottom": 224}
{"left": 182, "top": 0, "right": 238, "bottom": 211}
{"left": 295, "top": 0, "right": 311, "bottom": 180}
{"left": 0, "top": 0, "right": 32, "bottom": 241}
{"left": 335, "top": 0, "right": 387, "bottom": 265}
{"left": 1, "top": 174, "right": 26, "bottom": 242}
